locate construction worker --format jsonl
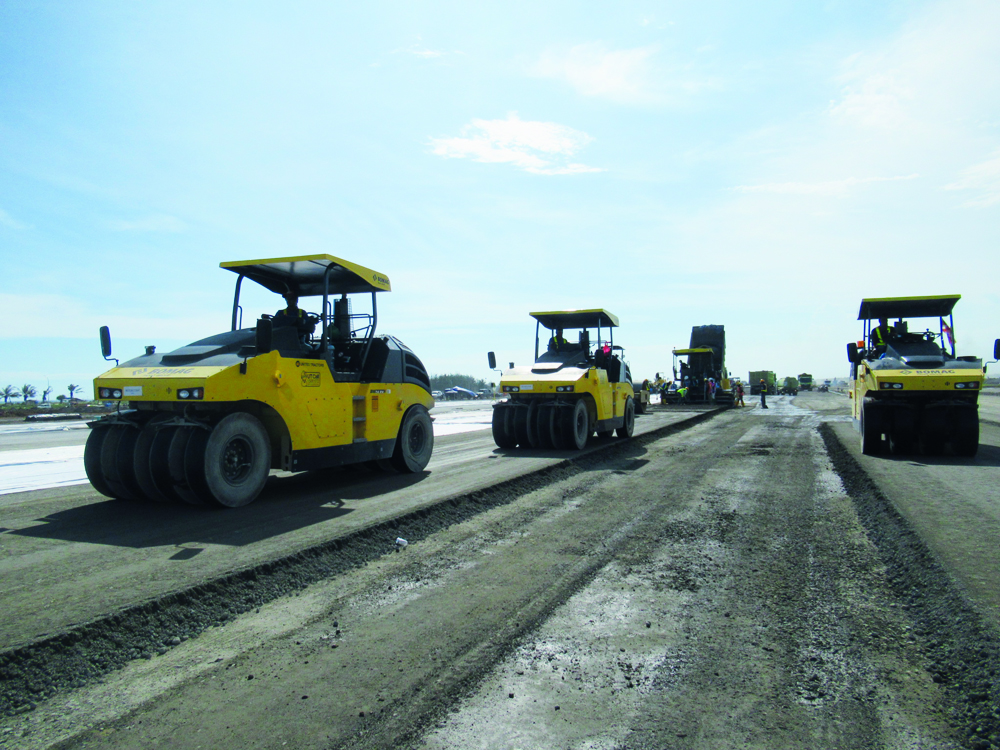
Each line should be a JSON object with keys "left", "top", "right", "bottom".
{"left": 548, "top": 328, "right": 567, "bottom": 352}
{"left": 760, "top": 379, "right": 768, "bottom": 409}
{"left": 677, "top": 385, "right": 688, "bottom": 403}
{"left": 273, "top": 293, "right": 316, "bottom": 338}
{"left": 869, "top": 317, "right": 890, "bottom": 353}
{"left": 736, "top": 382, "right": 745, "bottom": 407}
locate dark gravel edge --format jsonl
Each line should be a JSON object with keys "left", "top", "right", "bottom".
{"left": 819, "top": 423, "right": 1000, "bottom": 750}
{"left": 0, "top": 408, "right": 723, "bottom": 717}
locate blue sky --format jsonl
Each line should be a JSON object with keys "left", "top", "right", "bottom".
{"left": 2, "top": 0, "right": 999, "bottom": 399}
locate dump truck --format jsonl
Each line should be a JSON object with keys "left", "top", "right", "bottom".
{"left": 847, "top": 294, "right": 998, "bottom": 457}
{"left": 86, "top": 254, "right": 434, "bottom": 507}
{"left": 779, "top": 376, "right": 799, "bottom": 395}
{"left": 749, "top": 371, "right": 776, "bottom": 396}
{"left": 666, "top": 325, "right": 734, "bottom": 406}
{"left": 798, "top": 373, "right": 814, "bottom": 391}
{"left": 488, "top": 309, "right": 635, "bottom": 450}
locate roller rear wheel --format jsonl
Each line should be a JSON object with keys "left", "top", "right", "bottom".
{"left": 953, "top": 408, "right": 979, "bottom": 457}
{"left": 101, "top": 425, "right": 143, "bottom": 500}
{"left": 84, "top": 427, "right": 115, "bottom": 498}
{"left": 524, "top": 401, "right": 541, "bottom": 448}
{"left": 616, "top": 397, "right": 635, "bottom": 439}
{"left": 391, "top": 406, "right": 433, "bottom": 474}
{"left": 491, "top": 404, "right": 517, "bottom": 449}
{"left": 133, "top": 421, "right": 172, "bottom": 502}
{"left": 167, "top": 428, "right": 205, "bottom": 505}
{"left": 203, "top": 413, "right": 272, "bottom": 507}
{"left": 564, "top": 399, "right": 589, "bottom": 451}
{"left": 860, "top": 402, "right": 883, "bottom": 456}
{"left": 148, "top": 426, "right": 183, "bottom": 503}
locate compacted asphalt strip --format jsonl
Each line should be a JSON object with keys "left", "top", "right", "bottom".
{"left": 1, "top": 393, "right": 998, "bottom": 749}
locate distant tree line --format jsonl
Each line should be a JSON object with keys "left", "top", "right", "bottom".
{"left": 1, "top": 384, "right": 81, "bottom": 404}
{"left": 429, "top": 374, "right": 492, "bottom": 393}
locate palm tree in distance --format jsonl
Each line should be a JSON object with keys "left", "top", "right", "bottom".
{"left": 2, "top": 386, "right": 17, "bottom": 404}
{"left": 42, "top": 386, "right": 53, "bottom": 402}
{"left": 67, "top": 384, "right": 80, "bottom": 401}
{"left": 21, "top": 384, "right": 36, "bottom": 403}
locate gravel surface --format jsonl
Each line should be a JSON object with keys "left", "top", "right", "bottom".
{"left": 0, "top": 394, "right": 996, "bottom": 749}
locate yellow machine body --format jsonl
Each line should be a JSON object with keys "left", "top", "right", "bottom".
{"left": 847, "top": 294, "right": 985, "bottom": 456}
{"left": 88, "top": 254, "right": 434, "bottom": 506}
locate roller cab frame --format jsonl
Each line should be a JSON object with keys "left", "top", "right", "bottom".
{"left": 487, "top": 309, "right": 635, "bottom": 451}
{"left": 87, "top": 254, "right": 434, "bottom": 508}
{"left": 846, "top": 294, "right": 986, "bottom": 457}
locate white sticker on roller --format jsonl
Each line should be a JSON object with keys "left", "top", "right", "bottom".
{"left": 123, "top": 386, "right": 143, "bottom": 397}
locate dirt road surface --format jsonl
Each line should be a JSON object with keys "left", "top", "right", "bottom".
{"left": 1, "top": 394, "right": 998, "bottom": 749}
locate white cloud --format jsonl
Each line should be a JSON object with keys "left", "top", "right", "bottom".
{"left": 0, "top": 208, "right": 30, "bottom": 230}
{"left": 0, "top": 293, "right": 213, "bottom": 340}
{"left": 394, "top": 44, "right": 446, "bottom": 58}
{"left": 734, "top": 174, "right": 919, "bottom": 196}
{"left": 107, "top": 214, "right": 187, "bottom": 232}
{"left": 945, "top": 151, "right": 1000, "bottom": 206}
{"left": 428, "top": 113, "right": 604, "bottom": 176}
{"left": 531, "top": 42, "right": 662, "bottom": 104}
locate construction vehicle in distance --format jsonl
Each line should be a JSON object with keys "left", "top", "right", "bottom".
{"left": 819, "top": 380, "right": 831, "bottom": 393}
{"left": 665, "top": 325, "right": 734, "bottom": 406}
{"left": 632, "top": 379, "right": 651, "bottom": 414}
{"left": 847, "top": 294, "right": 998, "bottom": 457}
{"left": 488, "top": 309, "right": 635, "bottom": 450}
{"left": 779, "top": 376, "right": 799, "bottom": 395}
{"left": 86, "top": 255, "right": 434, "bottom": 508}
{"left": 798, "top": 373, "right": 814, "bottom": 391}
{"left": 749, "top": 371, "right": 776, "bottom": 396}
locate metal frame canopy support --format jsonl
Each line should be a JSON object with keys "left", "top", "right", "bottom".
{"left": 529, "top": 309, "right": 619, "bottom": 362}
{"left": 221, "top": 254, "right": 391, "bottom": 298}
{"left": 857, "top": 294, "right": 960, "bottom": 359}
{"left": 857, "top": 294, "right": 960, "bottom": 321}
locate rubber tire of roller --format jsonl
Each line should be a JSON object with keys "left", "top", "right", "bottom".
{"left": 202, "top": 413, "right": 272, "bottom": 507}
{"left": 513, "top": 404, "right": 530, "bottom": 447}
{"left": 535, "top": 403, "right": 554, "bottom": 449}
{"left": 148, "top": 426, "right": 183, "bottom": 503}
{"left": 84, "top": 426, "right": 115, "bottom": 498}
{"left": 101, "top": 425, "right": 143, "bottom": 501}
{"left": 391, "top": 406, "right": 433, "bottom": 474}
{"left": 524, "top": 400, "right": 541, "bottom": 448}
{"left": 492, "top": 404, "right": 517, "bottom": 449}
{"left": 616, "top": 397, "right": 635, "bottom": 439}
{"left": 167, "top": 428, "right": 205, "bottom": 505}
{"left": 564, "top": 399, "right": 589, "bottom": 451}
{"left": 133, "top": 420, "right": 172, "bottom": 502}
{"left": 860, "top": 402, "right": 883, "bottom": 456}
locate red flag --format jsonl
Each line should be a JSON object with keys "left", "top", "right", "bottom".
{"left": 943, "top": 322, "right": 954, "bottom": 347}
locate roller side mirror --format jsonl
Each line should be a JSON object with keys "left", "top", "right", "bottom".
{"left": 994, "top": 338, "right": 1000, "bottom": 361}
{"left": 488, "top": 351, "right": 497, "bottom": 370}
{"left": 256, "top": 317, "right": 273, "bottom": 354}
{"left": 100, "top": 326, "right": 112, "bottom": 359}
{"left": 846, "top": 342, "right": 860, "bottom": 364}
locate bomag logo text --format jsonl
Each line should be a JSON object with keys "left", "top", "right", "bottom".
{"left": 372, "top": 273, "right": 389, "bottom": 286}
{"left": 130, "top": 367, "right": 196, "bottom": 376}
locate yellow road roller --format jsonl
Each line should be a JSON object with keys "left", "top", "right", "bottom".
{"left": 86, "top": 255, "right": 434, "bottom": 507}
{"left": 488, "top": 309, "right": 635, "bottom": 450}
{"left": 847, "top": 294, "right": 996, "bottom": 457}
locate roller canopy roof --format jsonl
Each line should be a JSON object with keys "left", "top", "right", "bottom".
{"left": 529, "top": 309, "right": 619, "bottom": 330}
{"left": 221, "top": 254, "right": 391, "bottom": 297}
{"left": 857, "top": 295, "right": 960, "bottom": 321}
{"left": 672, "top": 348, "right": 715, "bottom": 355}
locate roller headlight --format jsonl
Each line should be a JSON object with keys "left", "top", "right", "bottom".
{"left": 502, "top": 385, "right": 520, "bottom": 393}
{"left": 879, "top": 382, "right": 903, "bottom": 390}
{"left": 176, "top": 388, "right": 204, "bottom": 400}
{"left": 556, "top": 385, "right": 575, "bottom": 392}
{"left": 955, "top": 381, "right": 979, "bottom": 389}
